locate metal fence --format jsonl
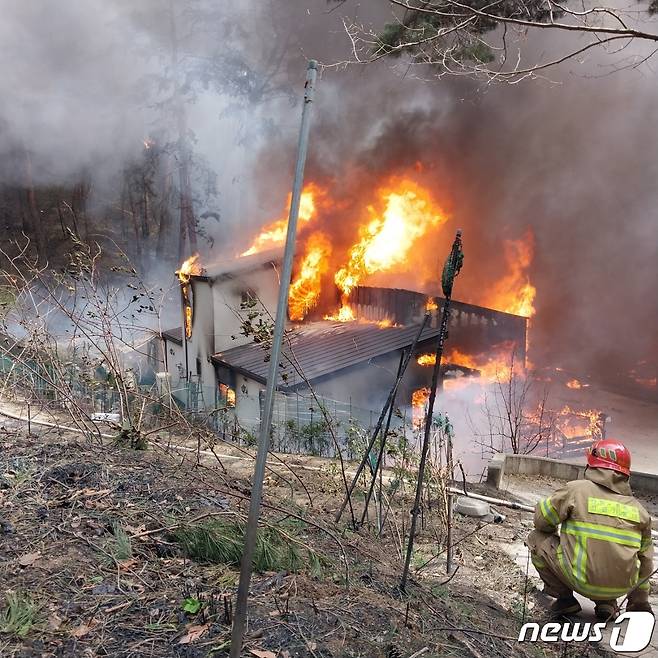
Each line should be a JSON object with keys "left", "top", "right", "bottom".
{"left": 0, "top": 354, "right": 425, "bottom": 462}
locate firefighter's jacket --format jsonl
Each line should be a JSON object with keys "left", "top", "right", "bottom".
{"left": 533, "top": 467, "right": 653, "bottom": 602}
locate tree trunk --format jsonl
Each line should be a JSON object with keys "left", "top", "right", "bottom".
{"left": 22, "top": 148, "right": 46, "bottom": 259}
{"left": 128, "top": 188, "right": 143, "bottom": 265}
{"left": 156, "top": 154, "right": 173, "bottom": 261}
{"left": 169, "top": 1, "right": 197, "bottom": 262}
{"left": 141, "top": 174, "right": 150, "bottom": 240}
{"left": 72, "top": 178, "right": 90, "bottom": 240}
{"left": 177, "top": 140, "right": 198, "bottom": 261}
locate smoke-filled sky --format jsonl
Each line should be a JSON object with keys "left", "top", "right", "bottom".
{"left": 0, "top": 0, "right": 655, "bottom": 388}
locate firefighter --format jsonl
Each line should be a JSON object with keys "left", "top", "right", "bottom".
{"left": 527, "top": 439, "right": 654, "bottom": 619}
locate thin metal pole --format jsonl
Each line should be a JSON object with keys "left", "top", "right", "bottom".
{"left": 400, "top": 231, "right": 462, "bottom": 593}
{"left": 446, "top": 493, "right": 454, "bottom": 574}
{"left": 229, "top": 60, "right": 318, "bottom": 658}
{"left": 446, "top": 425, "right": 455, "bottom": 574}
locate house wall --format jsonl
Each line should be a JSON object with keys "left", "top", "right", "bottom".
{"left": 186, "top": 278, "right": 216, "bottom": 391}
{"left": 305, "top": 351, "right": 401, "bottom": 409}
{"left": 169, "top": 263, "right": 280, "bottom": 410}
{"left": 159, "top": 338, "right": 186, "bottom": 403}
{"left": 233, "top": 372, "right": 262, "bottom": 431}
{"left": 209, "top": 264, "right": 280, "bottom": 353}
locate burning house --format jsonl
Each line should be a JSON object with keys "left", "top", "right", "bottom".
{"left": 150, "top": 177, "right": 541, "bottom": 456}
{"left": 157, "top": 246, "right": 528, "bottom": 438}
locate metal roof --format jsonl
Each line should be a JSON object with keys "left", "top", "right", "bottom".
{"left": 162, "top": 327, "right": 183, "bottom": 345}
{"left": 212, "top": 320, "right": 443, "bottom": 389}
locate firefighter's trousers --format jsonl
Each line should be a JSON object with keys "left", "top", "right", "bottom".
{"left": 526, "top": 529, "right": 575, "bottom": 599}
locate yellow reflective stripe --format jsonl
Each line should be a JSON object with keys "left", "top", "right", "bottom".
{"left": 637, "top": 581, "right": 651, "bottom": 591}
{"left": 563, "top": 520, "right": 642, "bottom": 548}
{"left": 575, "top": 581, "right": 630, "bottom": 598}
{"left": 557, "top": 544, "right": 574, "bottom": 585}
{"left": 531, "top": 554, "right": 547, "bottom": 569}
{"left": 572, "top": 535, "right": 587, "bottom": 583}
{"left": 587, "top": 497, "right": 640, "bottom": 523}
{"left": 539, "top": 498, "right": 560, "bottom": 526}
{"left": 557, "top": 535, "right": 638, "bottom": 599}
{"left": 640, "top": 537, "right": 653, "bottom": 553}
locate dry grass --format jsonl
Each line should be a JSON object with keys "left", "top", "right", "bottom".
{"left": 0, "top": 417, "right": 586, "bottom": 658}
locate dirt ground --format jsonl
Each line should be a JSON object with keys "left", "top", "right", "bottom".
{"left": 0, "top": 411, "right": 608, "bottom": 658}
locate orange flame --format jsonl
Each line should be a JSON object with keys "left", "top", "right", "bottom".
{"left": 443, "top": 346, "right": 518, "bottom": 382}
{"left": 425, "top": 297, "right": 438, "bottom": 312}
{"left": 417, "top": 344, "right": 520, "bottom": 391}
{"left": 288, "top": 232, "right": 332, "bottom": 322}
{"left": 412, "top": 387, "right": 431, "bottom": 427}
{"left": 556, "top": 405, "right": 603, "bottom": 439}
{"left": 242, "top": 183, "right": 324, "bottom": 256}
{"left": 566, "top": 378, "right": 589, "bottom": 389}
{"left": 177, "top": 253, "right": 202, "bottom": 339}
{"left": 412, "top": 387, "right": 431, "bottom": 407}
{"left": 325, "top": 305, "right": 356, "bottom": 322}
{"left": 328, "top": 179, "right": 448, "bottom": 320}
{"left": 486, "top": 231, "right": 536, "bottom": 318}
{"left": 177, "top": 253, "right": 201, "bottom": 283}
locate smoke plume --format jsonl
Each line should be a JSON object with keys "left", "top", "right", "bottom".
{"left": 0, "top": 0, "right": 655, "bottom": 392}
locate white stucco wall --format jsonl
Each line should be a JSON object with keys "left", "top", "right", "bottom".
{"left": 185, "top": 278, "right": 216, "bottom": 389}
{"left": 162, "top": 259, "right": 280, "bottom": 419}
{"left": 234, "top": 372, "right": 262, "bottom": 431}
{"left": 210, "top": 265, "right": 280, "bottom": 353}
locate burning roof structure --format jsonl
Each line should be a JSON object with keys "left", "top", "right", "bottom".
{"left": 212, "top": 308, "right": 505, "bottom": 391}
{"left": 240, "top": 178, "right": 536, "bottom": 324}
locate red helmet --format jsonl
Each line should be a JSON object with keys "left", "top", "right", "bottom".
{"left": 586, "top": 439, "right": 631, "bottom": 477}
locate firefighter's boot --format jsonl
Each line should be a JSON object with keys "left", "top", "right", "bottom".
{"left": 594, "top": 600, "right": 618, "bottom": 621}
{"left": 550, "top": 596, "right": 582, "bottom": 616}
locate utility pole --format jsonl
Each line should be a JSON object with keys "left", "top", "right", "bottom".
{"left": 400, "top": 230, "right": 463, "bottom": 593}
{"left": 229, "top": 60, "right": 318, "bottom": 658}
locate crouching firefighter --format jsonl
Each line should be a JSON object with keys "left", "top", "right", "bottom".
{"left": 527, "top": 439, "right": 654, "bottom": 619}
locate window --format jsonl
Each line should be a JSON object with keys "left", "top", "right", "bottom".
{"left": 219, "top": 382, "right": 236, "bottom": 408}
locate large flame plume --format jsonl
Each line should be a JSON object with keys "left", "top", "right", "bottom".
{"left": 486, "top": 231, "right": 536, "bottom": 318}
{"left": 327, "top": 179, "right": 448, "bottom": 320}
{"left": 241, "top": 182, "right": 325, "bottom": 256}
{"left": 288, "top": 232, "right": 332, "bottom": 321}
{"left": 242, "top": 175, "right": 536, "bottom": 326}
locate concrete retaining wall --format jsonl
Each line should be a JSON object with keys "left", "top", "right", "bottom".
{"left": 487, "top": 453, "right": 658, "bottom": 495}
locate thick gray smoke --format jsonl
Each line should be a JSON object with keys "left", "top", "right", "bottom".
{"left": 0, "top": 1, "right": 152, "bottom": 186}
{"left": 248, "top": 2, "right": 658, "bottom": 392}
{"left": 0, "top": 0, "right": 655, "bottom": 391}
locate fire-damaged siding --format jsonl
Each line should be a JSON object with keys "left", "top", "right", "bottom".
{"left": 347, "top": 286, "right": 527, "bottom": 363}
